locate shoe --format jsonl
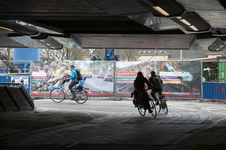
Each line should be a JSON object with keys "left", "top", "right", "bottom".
{"left": 71, "top": 96, "right": 76, "bottom": 100}
{"left": 70, "top": 93, "right": 76, "bottom": 100}
{"left": 155, "top": 101, "right": 159, "bottom": 105}
{"left": 69, "top": 94, "right": 73, "bottom": 99}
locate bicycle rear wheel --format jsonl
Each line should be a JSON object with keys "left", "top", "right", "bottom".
{"left": 149, "top": 100, "right": 157, "bottom": 117}
{"left": 155, "top": 101, "right": 161, "bottom": 113}
{"left": 162, "top": 100, "right": 168, "bottom": 114}
{"left": 75, "top": 89, "right": 88, "bottom": 104}
{"left": 50, "top": 88, "right": 65, "bottom": 103}
{"left": 138, "top": 105, "right": 146, "bottom": 116}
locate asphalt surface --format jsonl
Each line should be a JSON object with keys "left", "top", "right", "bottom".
{"left": 1, "top": 98, "right": 226, "bottom": 150}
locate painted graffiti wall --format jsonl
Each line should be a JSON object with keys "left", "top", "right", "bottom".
{"left": 30, "top": 60, "right": 114, "bottom": 97}
{"left": 30, "top": 60, "right": 201, "bottom": 98}
{"left": 116, "top": 61, "right": 201, "bottom": 98}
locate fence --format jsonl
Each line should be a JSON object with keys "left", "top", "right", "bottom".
{"left": 202, "top": 61, "right": 226, "bottom": 100}
{"left": 203, "top": 82, "right": 226, "bottom": 100}
{"left": 0, "top": 60, "right": 202, "bottom": 99}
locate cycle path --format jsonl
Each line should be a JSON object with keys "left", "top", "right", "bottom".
{"left": 0, "top": 99, "right": 226, "bottom": 150}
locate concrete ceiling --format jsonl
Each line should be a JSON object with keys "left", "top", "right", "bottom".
{"left": 0, "top": 0, "right": 226, "bottom": 50}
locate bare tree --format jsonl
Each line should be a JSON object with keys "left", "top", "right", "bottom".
{"left": 69, "top": 49, "right": 90, "bottom": 60}
{"left": 123, "top": 49, "right": 141, "bottom": 61}
{"left": 40, "top": 48, "right": 92, "bottom": 61}
{"left": 0, "top": 47, "right": 14, "bottom": 60}
{"left": 89, "top": 49, "right": 105, "bottom": 60}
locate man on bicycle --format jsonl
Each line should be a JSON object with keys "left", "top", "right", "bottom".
{"left": 134, "top": 72, "right": 153, "bottom": 113}
{"left": 149, "top": 71, "right": 163, "bottom": 105}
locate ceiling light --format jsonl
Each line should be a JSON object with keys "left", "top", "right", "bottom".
{"left": 208, "top": 38, "right": 225, "bottom": 51}
{"left": 180, "top": 19, "right": 191, "bottom": 26}
{"left": 0, "top": 26, "right": 13, "bottom": 31}
{"left": 31, "top": 35, "right": 63, "bottom": 50}
{"left": 176, "top": 17, "right": 198, "bottom": 31}
{"left": 172, "top": 11, "right": 210, "bottom": 32}
{"left": 40, "top": 40, "right": 45, "bottom": 43}
{"left": 46, "top": 43, "right": 51, "bottom": 47}
{"left": 142, "top": 0, "right": 184, "bottom": 17}
{"left": 0, "top": 20, "right": 39, "bottom": 35}
{"left": 189, "top": 25, "right": 199, "bottom": 31}
{"left": 219, "top": 45, "right": 224, "bottom": 48}
{"left": 152, "top": 6, "right": 169, "bottom": 16}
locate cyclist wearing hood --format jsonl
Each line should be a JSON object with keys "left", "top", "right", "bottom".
{"left": 133, "top": 72, "right": 152, "bottom": 112}
{"left": 64, "top": 65, "right": 78, "bottom": 99}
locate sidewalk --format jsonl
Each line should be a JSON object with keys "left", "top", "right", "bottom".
{"left": 1, "top": 99, "right": 226, "bottom": 150}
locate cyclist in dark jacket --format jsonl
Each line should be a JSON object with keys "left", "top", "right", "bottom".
{"left": 134, "top": 72, "right": 153, "bottom": 113}
{"left": 149, "top": 71, "right": 163, "bottom": 105}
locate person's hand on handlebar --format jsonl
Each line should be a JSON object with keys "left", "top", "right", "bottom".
{"left": 62, "top": 79, "right": 69, "bottom": 84}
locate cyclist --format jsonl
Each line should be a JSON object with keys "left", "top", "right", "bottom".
{"left": 149, "top": 71, "right": 163, "bottom": 105}
{"left": 63, "top": 65, "right": 79, "bottom": 100}
{"left": 39, "top": 65, "right": 52, "bottom": 91}
{"left": 133, "top": 72, "right": 153, "bottom": 113}
{"left": 47, "top": 63, "right": 66, "bottom": 91}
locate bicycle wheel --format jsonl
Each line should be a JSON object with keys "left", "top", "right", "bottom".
{"left": 50, "top": 88, "right": 65, "bottom": 103}
{"left": 162, "top": 100, "right": 168, "bottom": 114}
{"left": 155, "top": 101, "right": 161, "bottom": 113}
{"left": 138, "top": 105, "right": 146, "bottom": 116}
{"left": 149, "top": 100, "right": 157, "bottom": 117}
{"left": 75, "top": 90, "right": 88, "bottom": 104}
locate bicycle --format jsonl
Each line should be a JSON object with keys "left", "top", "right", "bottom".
{"left": 50, "top": 78, "right": 89, "bottom": 104}
{"left": 155, "top": 93, "right": 168, "bottom": 114}
{"left": 132, "top": 89, "right": 157, "bottom": 117}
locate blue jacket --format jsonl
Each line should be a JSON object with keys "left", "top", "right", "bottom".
{"left": 68, "top": 68, "right": 78, "bottom": 82}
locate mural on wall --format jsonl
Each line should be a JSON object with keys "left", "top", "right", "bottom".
{"left": 7, "top": 60, "right": 201, "bottom": 98}
{"left": 30, "top": 60, "right": 114, "bottom": 97}
{"left": 159, "top": 61, "right": 201, "bottom": 98}
{"left": 116, "top": 61, "right": 156, "bottom": 97}
{"left": 116, "top": 61, "right": 201, "bottom": 98}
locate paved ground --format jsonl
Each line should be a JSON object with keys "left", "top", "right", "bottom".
{"left": 1, "top": 98, "right": 226, "bottom": 150}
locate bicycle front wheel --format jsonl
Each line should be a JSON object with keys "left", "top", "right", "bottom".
{"left": 50, "top": 88, "right": 65, "bottom": 103}
{"left": 75, "top": 90, "right": 88, "bottom": 104}
{"left": 149, "top": 100, "right": 157, "bottom": 117}
{"left": 138, "top": 105, "right": 146, "bottom": 116}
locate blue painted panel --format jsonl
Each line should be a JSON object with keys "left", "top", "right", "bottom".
{"left": 14, "top": 48, "right": 40, "bottom": 61}
{"left": 0, "top": 76, "right": 30, "bottom": 93}
{"left": 203, "top": 82, "right": 226, "bottom": 100}
{"left": 13, "top": 48, "right": 39, "bottom": 73}
{"left": 0, "top": 69, "right": 8, "bottom": 74}
{"left": 0, "top": 76, "right": 11, "bottom": 83}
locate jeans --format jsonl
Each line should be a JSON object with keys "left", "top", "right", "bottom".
{"left": 151, "top": 88, "right": 163, "bottom": 101}
{"left": 49, "top": 83, "right": 61, "bottom": 91}
{"left": 69, "top": 81, "right": 78, "bottom": 94}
